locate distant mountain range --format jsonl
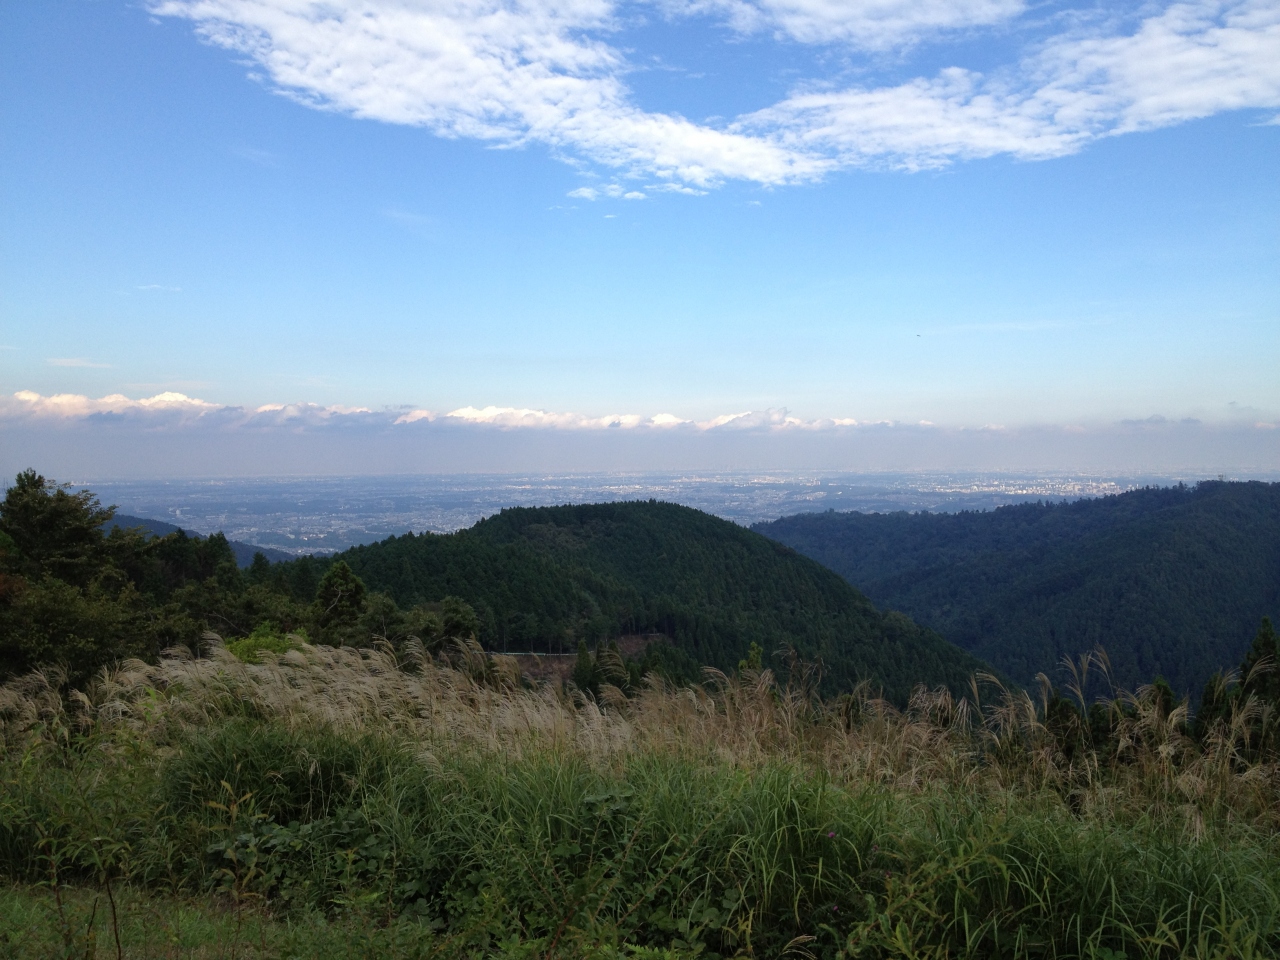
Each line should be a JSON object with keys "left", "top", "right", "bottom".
{"left": 304, "top": 500, "right": 990, "bottom": 702}
{"left": 110, "top": 514, "right": 295, "bottom": 568}
{"left": 754, "top": 481, "right": 1280, "bottom": 697}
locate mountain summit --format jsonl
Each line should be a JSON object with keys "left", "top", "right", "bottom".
{"left": 327, "top": 500, "right": 988, "bottom": 701}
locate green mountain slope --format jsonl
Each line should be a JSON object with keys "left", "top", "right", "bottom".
{"left": 326, "top": 500, "right": 988, "bottom": 701}
{"left": 754, "top": 481, "right": 1280, "bottom": 696}
{"left": 110, "top": 515, "right": 295, "bottom": 567}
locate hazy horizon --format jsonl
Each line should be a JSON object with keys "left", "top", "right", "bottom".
{"left": 73, "top": 470, "right": 1240, "bottom": 555}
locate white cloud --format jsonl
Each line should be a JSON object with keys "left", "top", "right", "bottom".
{"left": 151, "top": 0, "right": 1280, "bottom": 183}
{"left": 8, "top": 390, "right": 219, "bottom": 418}
{"left": 6, "top": 391, "right": 1276, "bottom": 477}
{"left": 700, "top": 410, "right": 756, "bottom": 428}
{"left": 697, "top": 409, "right": 836, "bottom": 429}
{"left": 568, "top": 183, "right": 649, "bottom": 200}
{"left": 5, "top": 392, "right": 1276, "bottom": 469}
{"left": 153, "top": 0, "right": 822, "bottom": 187}
{"left": 3, "top": 390, "right": 868, "bottom": 433}
{"left": 249, "top": 401, "right": 374, "bottom": 423}
{"left": 662, "top": 0, "right": 1024, "bottom": 49}
{"left": 394, "top": 408, "right": 435, "bottom": 424}
{"left": 2, "top": 391, "right": 387, "bottom": 429}
{"left": 444, "top": 405, "right": 645, "bottom": 428}
{"left": 649, "top": 413, "right": 690, "bottom": 426}
{"left": 743, "top": 0, "right": 1280, "bottom": 168}
{"left": 649, "top": 182, "right": 708, "bottom": 195}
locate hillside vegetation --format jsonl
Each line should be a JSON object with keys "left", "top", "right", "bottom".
{"left": 315, "top": 501, "right": 988, "bottom": 701}
{"left": 755, "top": 481, "right": 1280, "bottom": 696}
{"left": 2, "top": 641, "right": 1278, "bottom": 958}
{"left": 110, "top": 514, "right": 295, "bottom": 566}
{"left": 1, "top": 471, "right": 983, "bottom": 702}
{"left": 0, "top": 470, "right": 496, "bottom": 685}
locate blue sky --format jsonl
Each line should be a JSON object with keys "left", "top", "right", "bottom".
{"left": 1, "top": 0, "right": 1278, "bottom": 475}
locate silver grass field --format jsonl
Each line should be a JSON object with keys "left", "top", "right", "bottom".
{"left": 1, "top": 639, "right": 1278, "bottom": 959}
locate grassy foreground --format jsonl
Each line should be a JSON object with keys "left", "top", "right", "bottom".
{"left": 2, "top": 641, "right": 1278, "bottom": 958}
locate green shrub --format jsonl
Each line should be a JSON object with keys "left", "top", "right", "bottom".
{"left": 159, "top": 720, "right": 397, "bottom": 824}
{"left": 226, "top": 623, "right": 304, "bottom": 662}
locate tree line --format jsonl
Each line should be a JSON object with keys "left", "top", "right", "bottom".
{"left": 0, "top": 471, "right": 480, "bottom": 684}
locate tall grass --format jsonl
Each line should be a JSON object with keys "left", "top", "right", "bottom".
{"left": 1, "top": 639, "right": 1278, "bottom": 958}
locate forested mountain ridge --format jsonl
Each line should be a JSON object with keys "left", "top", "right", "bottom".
{"left": 111, "top": 514, "right": 295, "bottom": 567}
{"left": 316, "top": 500, "right": 990, "bottom": 701}
{"left": 754, "top": 481, "right": 1280, "bottom": 696}
{"left": 2, "top": 469, "right": 987, "bottom": 701}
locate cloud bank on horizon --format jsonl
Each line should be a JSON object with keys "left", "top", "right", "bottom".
{"left": 3, "top": 390, "right": 872, "bottom": 431}
{"left": 150, "top": 0, "right": 1280, "bottom": 187}
{"left": 3, "top": 390, "right": 1277, "bottom": 481}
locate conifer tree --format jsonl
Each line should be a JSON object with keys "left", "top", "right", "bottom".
{"left": 315, "top": 561, "right": 367, "bottom": 628}
{"left": 1242, "top": 617, "right": 1279, "bottom": 704}
{"left": 572, "top": 640, "right": 597, "bottom": 695}
{"left": 0, "top": 469, "right": 114, "bottom": 586}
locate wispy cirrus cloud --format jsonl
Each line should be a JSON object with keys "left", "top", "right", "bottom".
{"left": 151, "top": 0, "right": 824, "bottom": 187}
{"left": 47, "top": 358, "right": 112, "bottom": 368}
{"left": 744, "top": 0, "right": 1280, "bottom": 168}
{"left": 568, "top": 184, "right": 647, "bottom": 200}
{"left": 231, "top": 144, "right": 279, "bottom": 166}
{"left": 149, "top": 0, "right": 1280, "bottom": 186}
{"left": 660, "top": 0, "right": 1025, "bottom": 49}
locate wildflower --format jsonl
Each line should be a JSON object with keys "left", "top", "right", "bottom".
{"left": 827, "top": 831, "right": 836, "bottom": 838}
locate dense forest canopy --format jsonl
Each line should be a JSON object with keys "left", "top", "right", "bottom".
{"left": 108, "top": 514, "right": 295, "bottom": 566}
{"left": 0, "top": 471, "right": 478, "bottom": 684}
{"left": 754, "top": 481, "right": 1280, "bottom": 697}
{"left": 297, "top": 500, "right": 990, "bottom": 702}
{"left": 0, "top": 472, "right": 986, "bottom": 702}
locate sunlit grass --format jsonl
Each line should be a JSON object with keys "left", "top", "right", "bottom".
{"left": 1, "top": 639, "right": 1277, "bottom": 958}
